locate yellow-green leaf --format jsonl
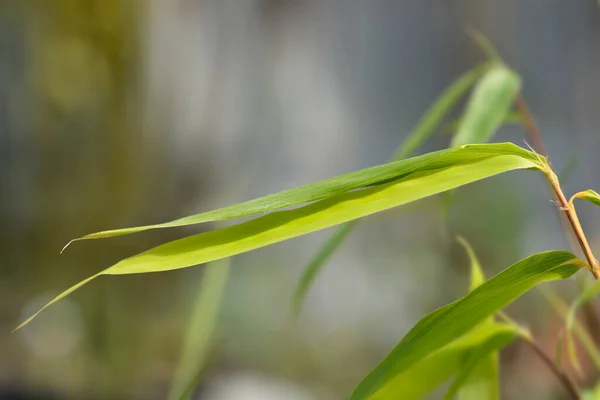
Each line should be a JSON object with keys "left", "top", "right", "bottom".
{"left": 451, "top": 65, "right": 521, "bottom": 147}
{"left": 455, "top": 236, "right": 501, "bottom": 400}
{"left": 570, "top": 189, "right": 600, "bottom": 208}
{"left": 350, "top": 251, "right": 583, "bottom": 400}
{"left": 17, "top": 143, "right": 546, "bottom": 329}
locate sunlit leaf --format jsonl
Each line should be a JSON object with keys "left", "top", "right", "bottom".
{"left": 370, "top": 323, "right": 517, "bottom": 400}
{"left": 17, "top": 143, "right": 547, "bottom": 329}
{"left": 168, "top": 259, "right": 230, "bottom": 400}
{"left": 292, "top": 65, "right": 489, "bottom": 314}
{"left": 451, "top": 65, "right": 521, "bottom": 147}
{"left": 570, "top": 190, "right": 600, "bottom": 208}
{"left": 350, "top": 251, "right": 583, "bottom": 400}
{"left": 63, "top": 139, "right": 519, "bottom": 247}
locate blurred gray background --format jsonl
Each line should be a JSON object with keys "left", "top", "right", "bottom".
{"left": 1, "top": 1, "right": 600, "bottom": 399}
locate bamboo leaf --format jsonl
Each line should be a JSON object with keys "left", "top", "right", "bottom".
{"left": 350, "top": 251, "right": 583, "bottom": 400}
{"left": 457, "top": 352, "right": 501, "bottom": 400}
{"left": 168, "top": 259, "right": 230, "bottom": 400}
{"left": 370, "top": 323, "right": 517, "bottom": 400}
{"left": 467, "top": 28, "right": 502, "bottom": 63}
{"left": 445, "top": 329, "right": 517, "bottom": 400}
{"left": 451, "top": 65, "right": 521, "bottom": 147}
{"left": 455, "top": 236, "right": 502, "bottom": 400}
{"left": 570, "top": 190, "right": 600, "bottom": 208}
{"left": 17, "top": 143, "right": 546, "bottom": 329}
{"left": 457, "top": 236, "right": 485, "bottom": 291}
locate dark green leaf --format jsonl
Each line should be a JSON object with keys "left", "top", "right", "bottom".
{"left": 350, "top": 251, "right": 582, "bottom": 399}
{"left": 370, "top": 323, "right": 517, "bottom": 400}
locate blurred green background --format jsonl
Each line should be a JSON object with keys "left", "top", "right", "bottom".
{"left": 2, "top": 1, "right": 600, "bottom": 399}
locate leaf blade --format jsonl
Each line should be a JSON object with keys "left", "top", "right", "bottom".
{"left": 18, "top": 143, "right": 545, "bottom": 328}
{"left": 451, "top": 65, "right": 521, "bottom": 147}
{"left": 446, "top": 329, "right": 517, "bottom": 400}
{"left": 457, "top": 236, "right": 485, "bottom": 291}
{"left": 370, "top": 323, "right": 517, "bottom": 400}
{"left": 168, "top": 259, "right": 230, "bottom": 400}
{"left": 350, "top": 251, "right": 583, "bottom": 400}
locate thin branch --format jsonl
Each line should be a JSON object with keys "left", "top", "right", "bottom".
{"left": 515, "top": 94, "right": 600, "bottom": 280}
{"left": 521, "top": 335, "right": 581, "bottom": 400}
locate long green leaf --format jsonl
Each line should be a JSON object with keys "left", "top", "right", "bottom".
{"left": 457, "top": 236, "right": 485, "bottom": 291}
{"left": 451, "top": 65, "right": 521, "bottom": 147}
{"left": 571, "top": 189, "right": 600, "bottom": 208}
{"left": 370, "top": 323, "right": 517, "bottom": 400}
{"left": 445, "top": 329, "right": 517, "bottom": 400}
{"left": 456, "top": 236, "right": 502, "bottom": 400}
{"left": 350, "top": 251, "right": 583, "bottom": 400}
{"left": 168, "top": 259, "right": 230, "bottom": 400}
{"left": 61, "top": 130, "right": 481, "bottom": 247}
{"left": 457, "top": 352, "right": 501, "bottom": 400}
{"left": 17, "top": 143, "right": 546, "bottom": 329}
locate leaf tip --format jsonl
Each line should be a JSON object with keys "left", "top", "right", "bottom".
{"left": 60, "top": 238, "right": 80, "bottom": 254}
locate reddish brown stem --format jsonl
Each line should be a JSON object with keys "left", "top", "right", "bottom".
{"left": 522, "top": 336, "right": 580, "bottom": 400}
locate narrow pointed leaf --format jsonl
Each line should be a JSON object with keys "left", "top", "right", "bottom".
{"left": 445, "top": 329, "right": 517, "bottom": 400}
{"left": 455, "top": 237, "right": 503, "bottom": 400}
{"left": 467, "top": 28, "right": 502, "bottom": 62}
{"left": 457, "top": 236, "right": 485, "bottom": 291}
{"left": 370, "top": 323, "right": 517, "bottom": 400}
{"left": 350, "top": 251, "right": 583, "bottom": 400}
{"left": 457, "top": 352, "right": 501, "bottom": 400}
{"left": 169, "top": 259, "right": 230, "bottom": 400}
{"left": 571, "top": 190, "right": 600, "bottom": 208}
{"left": 451, "top": 65, "right": 521, "bottom": 147}
{"left": 17, "top": 143, "right": 546, "bottom": 329}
